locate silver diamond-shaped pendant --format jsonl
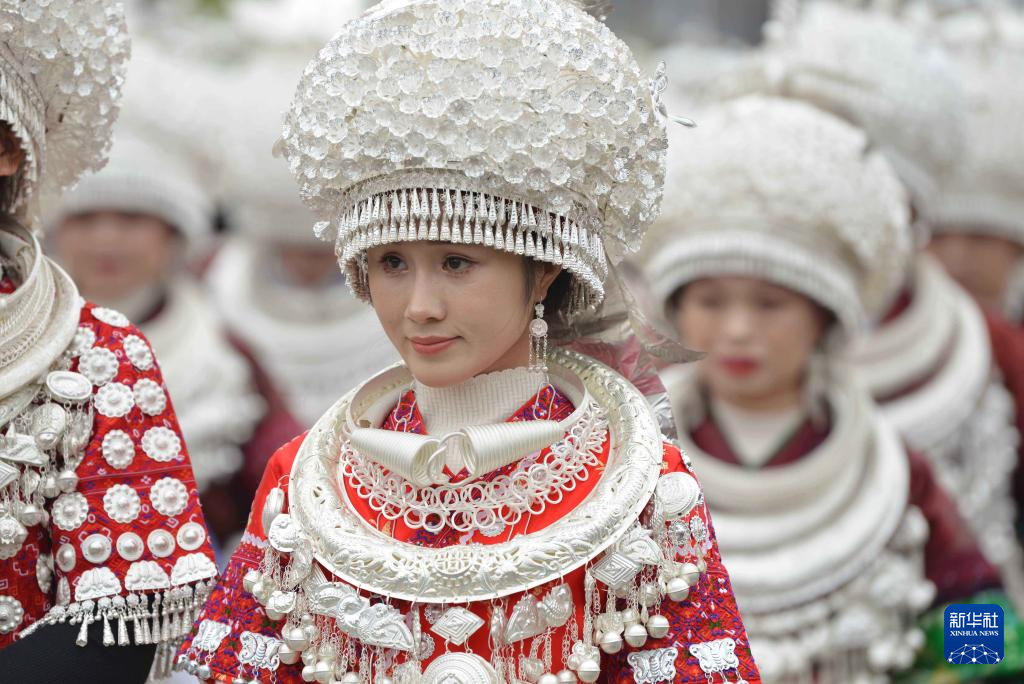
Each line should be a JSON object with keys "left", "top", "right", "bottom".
{"left": 431, "top": 607, "right": 485, "bottom": 646}
{"left": 591, "top": 552, "right": 643, "bottom": 589}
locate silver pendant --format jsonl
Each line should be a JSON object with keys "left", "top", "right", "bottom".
{"left": 627, "top": 647, "right": 678, "bottom": 684}
{"left": 420, "top": 653, "right": 498, "bottom": 684}
{"left": 431, "top": 607, "right": 484, "bottom": 646}
{"left": 689, "top": 638, "right": 740, "bottom": 675}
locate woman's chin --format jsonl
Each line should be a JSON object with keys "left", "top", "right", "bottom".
{"left": 404, "top": 359, "right": 477, "bottom": 389}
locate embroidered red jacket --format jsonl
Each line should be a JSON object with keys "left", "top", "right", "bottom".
{"left": 179, "top": 384, "right": 762, "bottom": 683}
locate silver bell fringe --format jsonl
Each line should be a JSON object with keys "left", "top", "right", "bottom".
{"left": 331, "top": 183, "right": 608, "bottom": 315}
{"left": 18, "top": 579, "right": 215, "bottom": 678}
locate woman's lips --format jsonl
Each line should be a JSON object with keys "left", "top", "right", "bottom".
{"left": 718, "top": 357, "right": 760, "bottom": 376}
{"left": 409, "top": 336, "right": 458, "bottom": 355}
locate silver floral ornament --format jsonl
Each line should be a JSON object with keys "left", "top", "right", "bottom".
{"left": 141, "top": 426, "right": 181, "bottom": 463}
{"left": 91, "top": 307, "right": 130, "bottom": 328}
{"left": 0, "top": 596, "right": 24, "bottom": 634}
{"left": 94, "top": 382, "right": 134, "bottom": 418}
{"left": 101, "top": 430, "right": 135, "bottom": 469}
{"left": 122, "top": 335, "right": 154, "bottom": 371}
{"left": 78, "top": 346, "right": 119, "bottom": 386}
{"left": 132, "top": 379, "right": 167, "bottom": 417}
{"left": 150, "top": 477, "right": 188, "bottom": 517}
{"left": 68, "top": 326, "right": 97, "bottom": 357}
{"left": 102, "top": 484, "right": 141, "bottom": 523}
{"left": 0, "top": 516, "right": 28, "bottom": 559}
{"left": 52, "top": 492, "right": 89, "bottom": 531}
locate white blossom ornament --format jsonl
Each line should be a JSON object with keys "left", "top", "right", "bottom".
{"left": 91, "top": 307, "right": 130, "bottom": 328}
{"left": 122, "top": 335, "right": 154, "bottom": 371}
{"left": 78, "top": 346, "right": 119, "bottom": 386}
{"left": 132, "top": 379, "right": 167, "bottom": 416}
{"left": 101, "top": 430, "right": 135, "bottom": 469}
{"left": 150, "top": 477, "right": 188, "bottom": 517}
{"left": 141, "top": 426, "right": 182, "bottom": 462}
{"left": 102, "top": 484, "right": 141, "bottom": 523}
{"left": 68, "top": 327, "right": 97, "bottom": 357}
{"left": 52, "top": 492, "right": 89, "bottom": 531}
{"left": 0, "top": 596, "right": 24, "bottom": 634}
{"left": 95, "top": 382, "right": 135, "bottom": 418}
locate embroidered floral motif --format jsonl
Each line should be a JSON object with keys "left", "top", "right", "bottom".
{"left": 102, "top": 484, "right": 141, "bottom": 523}
{"left": 68, "top": 326, "right": 96, "bottom": 357}
{"left": 90, "top": 306, "right": 130, "bottom": 328}
{"left": 132, "top": 378, "right": 167, "bottom": 416}
{"left": 141, "top": 426, "right": 181, "bottom": 462}
{"left": 101, "top": 430, "right": 135, "bottom": 469}
{"left": 94, "top": 382, "right": 134, "bottom": 418}
{"left": 78, "top": 346, "right": 118, "bottom": 386}
{"left": 52, "top": 492, "right": 88, "bottom": 530}
{"left": 150, "top": 477, "right": 188, "bottom": 517}
{"left": 122, "top": 334, "right": 154, "bottom": 371}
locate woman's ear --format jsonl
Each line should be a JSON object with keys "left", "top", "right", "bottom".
{"left": 533, "top": 262, "right": 562, "bottom": 302}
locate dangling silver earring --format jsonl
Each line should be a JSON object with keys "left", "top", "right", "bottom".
{"left": 804, "top": 348, "right": 830, "bottom": 428}
{"left": 528, "top": 302, "right": 549, "bottom": 383}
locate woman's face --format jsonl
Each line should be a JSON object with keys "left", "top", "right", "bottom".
{"left": 366, "top": 242, "right": 559, "bottom": 388}
{"left": 675, "top": 277, "right": 828, "bottom": 411}
{"left": 52, "top": 211, "right": 180, "bottom": 304}
{"left": 928, "top": 232, "right": 1022, "bottom": 312}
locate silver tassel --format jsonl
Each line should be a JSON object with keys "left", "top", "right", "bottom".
{"left": 76, "top": 612, "right": 92, "bottom": 647}
{"left": 102, "top": 611, "right": 114, "bottom": 646}
{"left": 118, "top": 613, "right": 130, "bottom": 646}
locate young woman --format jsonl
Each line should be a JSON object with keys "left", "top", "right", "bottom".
{"left": 0, "top": 1, "right": 215, "bottom": 681}
{"left": 176, "top": 1, "right": 761, "bottom": 683}
{"left": 644, "top": 95, "right": 1000, "bottom": 682}
{"left": 756, "top": 1, "right": 1024, "bottom": 611}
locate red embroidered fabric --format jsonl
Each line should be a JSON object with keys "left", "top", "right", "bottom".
{"left": 180, "top": 382, "right": 761, "bottom": 683}
{"left": 0, "top": 300, "right": 216, "bottom": 648}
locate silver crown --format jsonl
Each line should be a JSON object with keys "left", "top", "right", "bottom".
{"left": 276, "top": 0, "right": 667, "bottom": 312}
{"left": 0, "top": 0, "right": 129, "bottom": 213}
{"left": 644, "top": 96, "right": 912, "bottom": 339}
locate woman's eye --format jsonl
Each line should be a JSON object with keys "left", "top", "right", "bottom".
{"left": 444, "top": 255, "right": 472, "bottom": 272}
{"left": 380, "top": 254, "right": 405, "bottom": 272}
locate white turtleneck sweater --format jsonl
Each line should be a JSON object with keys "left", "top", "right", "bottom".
{"left": 414, "top": 367, "right": 544, "bottom": 471}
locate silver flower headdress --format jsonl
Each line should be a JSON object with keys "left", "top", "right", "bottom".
{"left": 0, "top": 0, "right": 130, "bottom": 215}
{"left": 276, "top": 0, "right": 668, "bottom": 317}
{"left": 644, "top": 96, "right": 912, "bottom": 341}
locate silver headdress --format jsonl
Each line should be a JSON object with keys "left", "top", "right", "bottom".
{"left": 276, "top": 0, "right": 668, "bottom": 315}
{"left": 44, "top": 39, "right": 217, "bottom": 245}
{"left": 644, "top": 95, "right": 912, "bottom": 341}
{"left": 744, "top": 1, "right": 965, "bottom": 221}
{"left": 930, "top": 4, "right": 1024, "bottom": 244}
{"left": 0, "top": 0, "right": 130, "bottom": 214}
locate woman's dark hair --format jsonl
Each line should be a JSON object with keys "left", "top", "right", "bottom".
{"left": 523, "top": 258, "right": 573, "bottom": 319}
{"left": 0, "top": 122, "right": 25, "bottom": 213}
